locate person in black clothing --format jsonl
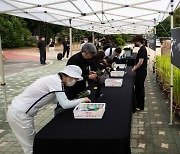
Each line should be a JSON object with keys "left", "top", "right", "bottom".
{"left": 38, "top": 36, "right": 46, "bottom": 65}
{"left": 132, "top": 35, "right": 147, "bottom": 111}
{"left": 62, "top": 37, "right": 70, "bottom": 58}
{"left": 54, "top": 43, "right": 97, "bottom": 116}
{"left": 94, "top": 38, "right": 100, "bottom": 52}
{"left": 90, "top": 51, "right": 113, "bottom": 71}
{"left": 65, "top": 43, "right": 97, "bottom": 99}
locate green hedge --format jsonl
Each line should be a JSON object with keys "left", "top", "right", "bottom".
{"left": 156, "top": 55, "right": 180, "bottom": 107}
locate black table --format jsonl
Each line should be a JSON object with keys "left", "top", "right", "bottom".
{"left": 33, "top": 67, "right": 135, "bottom": 154}
{"left": 121, "top": 53, "right": 137, "bottom": 66}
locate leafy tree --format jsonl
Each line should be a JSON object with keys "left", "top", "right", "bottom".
{"left": 109, "top": 34, "right": 126, "bottom": 46}
{"left": 156, "top": 7, "right": 180, "bottom": 37}
{"left": 0, "top": 14, "right": 31, "bottom": 48}
{"left": 174, "top": 7, "right": 180, "bottom": 27}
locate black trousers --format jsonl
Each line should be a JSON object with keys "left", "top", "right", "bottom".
{"left": 135, "top": 69, "right": 147, "bottom": 110}
{"left": 40, "top": 51, "right": 46, "bottom": 64}
{"left": 63, "top": 48, "right": 70, "bottom": 58}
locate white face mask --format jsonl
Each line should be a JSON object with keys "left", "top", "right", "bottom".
{"left": 84, "top": 41, "right": 88, "bottom": 43}
{"left": 66, "top": 79, "right": 77, "bottom": 87}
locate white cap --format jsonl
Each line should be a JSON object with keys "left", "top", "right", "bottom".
{"left": 60, "top": 65, "right": 83, "bottom": 81}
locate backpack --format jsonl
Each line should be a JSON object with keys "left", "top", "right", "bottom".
{"left": 57, "top": 53, "right": 63, "bottom": 60}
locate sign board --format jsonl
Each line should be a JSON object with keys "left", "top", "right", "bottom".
{"left": 148, "top": 34, "right": 156, "bottom": 51}
{"left": 171, "top": 28, "right": 180, "bottom": 69}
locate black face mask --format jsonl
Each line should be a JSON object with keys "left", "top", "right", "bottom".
{"left": 134, "top": 43, "right": 139, "bottom": 47}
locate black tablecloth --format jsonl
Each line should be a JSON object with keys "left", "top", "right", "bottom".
{"left": 121, "top": 53, "right": 137, "bottom": 66}
{"left": 33, "top": 67, "right": 135, "bottom": 154}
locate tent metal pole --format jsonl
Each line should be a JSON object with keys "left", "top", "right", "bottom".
{"left": 154, "top": 19, "right": 157, "bottom": 76}
{"left": 169, "top": 0, "right": 174, "bottom": 125}
{"left": 69, "top": 27, "right": 72, "bottom": 56}
{"left": 0, "top": 34, "right": 8, "bottom": 120}
{"left": 92, "top": 32, "right": 95, "bottom": 44}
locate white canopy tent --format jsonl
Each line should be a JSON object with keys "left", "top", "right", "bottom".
{"left": 0, "top": 0, "right": 179, "bottom": 123}
{"left": 0, "top": 0, "right": 179, "bottom": 34}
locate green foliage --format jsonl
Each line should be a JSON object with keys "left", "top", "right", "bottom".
{"left": 115, "top": 37, "right": 125, "bottom": 46}
{"left": 0, "top": 14, "right": 32, "bottom": 48}
{"left": 156, "top": 55, "right": 180, "bottom": 107}
{"left": 174, "top": 7, "right": 180, "bottom": 28}
{"left": 156, "top": 17, "right": 171, "bottom": 37}
{"left": 109, "top": 34, "right": 126, "bottom": 46}
{"left": 121, "top": 34, "right": 132, "bottom": 42}
{"left": 156, "top": 7, "right": 180, "bottom": 37}
{"left": 77, "top": 90, "right": 91, "bottom": 98}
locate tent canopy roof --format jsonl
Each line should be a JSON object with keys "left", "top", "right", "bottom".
{"left": 0, "top": 0, "right": 179, "bottom": 34}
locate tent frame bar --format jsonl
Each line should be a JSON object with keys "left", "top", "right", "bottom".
{"left": 0, "top": 34, "right": 8, "bottom": 121}
{"left": 169, "top": 0, "right": 174, "bottom": 125}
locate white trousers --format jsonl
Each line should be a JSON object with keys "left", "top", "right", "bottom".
{"left": 49, "top": 47, "right": 56, "bottom": 59}
{"left": 7, "top": 106, "right": 36, "bottom": 154}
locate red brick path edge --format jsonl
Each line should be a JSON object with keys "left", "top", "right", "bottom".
{"left": 3, "top": 50, "right": 39, "bottom": 61}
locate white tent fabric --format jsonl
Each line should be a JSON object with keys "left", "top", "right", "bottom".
{"left": 0, "top": 0, "right": 179, "bottom": 34}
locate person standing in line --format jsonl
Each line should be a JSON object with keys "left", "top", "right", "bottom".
{"left": 94, "top": 38, "right": 100, "bottom": 52}
{"left": 49, "top": 38, "right": 55, "bottom": 59}
{"left": 132, "top": 35, "right": 148, "bottom": 111}
{"left": 38, "top": 36, "right": 46, "bottom": 65}
{"left": 62, "top": 37, "right": 70, "bottom": 59}
{"left": 80, "top": 37, "right": 88, "bottom": 49}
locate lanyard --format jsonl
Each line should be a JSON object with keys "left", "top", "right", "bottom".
{"left": 26, "top": 74, "right": 65, "bottom": 114}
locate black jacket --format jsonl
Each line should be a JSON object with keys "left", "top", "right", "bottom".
{"left": 62, "top": 41, "right": 70, "bottom": 49}
{"left": 65, "top": 52, "right": 91, "bottom": 99}
{"left": 38, "top": 41, "right": 46, "bottom": 52}
{"left": 67, "top": 52, "right": 90, "bottom": 80}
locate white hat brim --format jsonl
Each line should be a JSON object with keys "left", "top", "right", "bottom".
{"left": 60, "top": 70, "right": 83, "bottom": 81}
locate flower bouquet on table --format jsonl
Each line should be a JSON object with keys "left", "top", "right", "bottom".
{"left": 96, "top": 68, "right": 109, "bottom": 83}
{"left": 77, "top": 90, "right": 91, "bottom": 98}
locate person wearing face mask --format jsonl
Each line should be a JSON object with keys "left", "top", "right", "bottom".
{"left": 65, "top": 43, "right": 97, "bottom": 99}
{"left": 38, "top": 36, "right": 47, "bottom": 65}
{"left": 132, "top": 35, "right": 147, "bottom": 111}
{"left": 80, "top": 37, "right": 88, "bottom": 49}
{"left": 7, "top": 65, "right": 91, "bottom": 154}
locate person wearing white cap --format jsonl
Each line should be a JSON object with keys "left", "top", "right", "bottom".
{"left": 7, "top": 65, "right": 91, "bottom": 154}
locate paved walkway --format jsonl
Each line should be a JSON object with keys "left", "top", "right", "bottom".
{"left": 131, "top": 61, "right": 180, "bottom": 154}
{"left": 0, "top": 47, "right": 179, "bottom": 154}
{"left": 0, "top": 59, "right": 68, "bottom": 154}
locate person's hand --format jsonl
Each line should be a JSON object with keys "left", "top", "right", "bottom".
{"left": 84, "top": 97, "right": 91, "bottom": 103}
{"left": 132, "top": 67, "right": 136, "bottom": 73}
{"left": 90, "top": 71, "right": 96, "bottom": 74}
{"left": 89, "top": 74, "right": 97, "bottom": 80}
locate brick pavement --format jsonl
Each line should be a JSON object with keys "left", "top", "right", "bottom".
{"left": 0, "top": 49, "right": 180, "bottom": 154}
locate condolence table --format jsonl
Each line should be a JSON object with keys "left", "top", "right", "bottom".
{"left": 121, "top": 53, "right": 137, "bottom": 66}
{"left": 33, "top": 67, "right": 135, "bottom": 154}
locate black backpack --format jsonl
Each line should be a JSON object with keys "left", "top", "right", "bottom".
{"left": 57, "top": 53, "right": 63, "bottom": 60}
